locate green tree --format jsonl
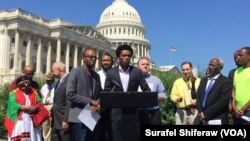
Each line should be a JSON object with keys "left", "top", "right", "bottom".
{"left": 151, "top": 69, "right": 181, "bottom": 124}
{"left": 34, "top": 76, "right": 46, "bottom": 88}
{"left": 0, "top": 83, "right": 9, "bottom": 139}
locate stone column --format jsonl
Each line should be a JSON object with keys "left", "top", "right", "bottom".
{"left": 147, "top": 47, "right": 150, "bottom": 58}
{"left": 65, "top": 41, "right": 70, "bottom": 73}
{"left": 13, "top": 29, "right": 20, "bottom": 70}
{"left": 56, "top": 37, "right": 61, "bottom": 61}
{"left": 141, "top": 45, "right": 144, "bottom": 57}
{"left": 95, "top": 50, "right": 99, "bottom": 71}
{"left": 140, "top": 45, "right": 143, "bottom": 57}
{"left": 138, "top": 44, "right": 141, "bottom": 57}
{"left": 142, "top": 45, "right": 144, "bottom": 57}
{"left": 25, "top": 35, "right": 32, "bottom": 66}
{"left": 36, "top": 38, "right": 42, "bottom": 74}
{"left": 73, "top": 44, "right": 78, "bottom": 68}
{"left": 139, "top": 44, "right": 142, "bottom": 56}
{"left": 0, "top": 28, "right": 10, "bottom": 70}
{"left": 81, "top": 47, "right": 85, "bottom": 65}
{"left": 46, "top": 40, "right": 52, "bottom": 74}
{"left": 137, "top": 44, "right": 140, "bottom": 58}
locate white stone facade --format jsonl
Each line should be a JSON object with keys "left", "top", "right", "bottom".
{"left": 0, "top": 8, "right": 114, "bottom": 83}
{"left": 0, "top": 0, "right": 152, "bottom": 83}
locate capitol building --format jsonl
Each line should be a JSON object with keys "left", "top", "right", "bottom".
{"left": 0, "top": 0, "right": 151, "bottom": 83}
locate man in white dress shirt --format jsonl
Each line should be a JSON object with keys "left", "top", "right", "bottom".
{"left": 97, "top": 52, "right": 114, "bottom": 141}
{"left": 98, "top": 52, "right": 114, "bottom": 89}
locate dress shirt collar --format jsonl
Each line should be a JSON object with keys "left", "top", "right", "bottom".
{"left": 118, "top": 65, "right": 131, "bottom": 74}
{"left": 100, "top": 69, "right": 107, "bottom": 76}
{"left": 144, "top": 73, "right": 150, "bottom": 79}
{"left": 208, "top": 73, "right": 220, "bottom": 80}
{"left": 60, "top": 73, "right": 68, "bottom": 83}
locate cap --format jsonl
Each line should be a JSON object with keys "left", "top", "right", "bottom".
{"left": 45, "top": 72, "right": 55, "bottom": 80}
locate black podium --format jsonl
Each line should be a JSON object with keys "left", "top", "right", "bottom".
{"left": 100, "top": 92, "right": 158, "bottom": 141}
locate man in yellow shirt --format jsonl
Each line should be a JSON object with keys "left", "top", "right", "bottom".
{"left": 232, "top": 47, "right": 250, "bottom": 125}
{"left": 170, "top": 62, "right": 200, "bottom": 125}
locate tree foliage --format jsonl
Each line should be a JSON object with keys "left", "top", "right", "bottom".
{"left": 0, "top": 83, "right": 9, "bottom": 139}
{"left": 151, "top": 69, "right": 181, "bottom": 124}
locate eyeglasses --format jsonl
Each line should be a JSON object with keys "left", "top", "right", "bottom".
{"left": 84, "top": 55, "right": 97, "bottom": 59}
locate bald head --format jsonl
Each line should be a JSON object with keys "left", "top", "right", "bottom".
{"left": 22, "top": 65, "right": 35, "bottom": 78}
{"left": 52, "top": 62, "right": 66, "bottom": 72}
{"left": 52, "top": 61, "right": 66, "bottom": 78}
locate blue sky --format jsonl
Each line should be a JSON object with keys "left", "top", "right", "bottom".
{"left": 1, "top": 0, "right": 250, "bottom": 75}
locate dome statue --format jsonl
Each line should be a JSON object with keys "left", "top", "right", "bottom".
{"left": 98, "top": 0, "right": 142, "bottom": 26}
{"left": 97, "top": 0, "right": 151, "bottom": 65}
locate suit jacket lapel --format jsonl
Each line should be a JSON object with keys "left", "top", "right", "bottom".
{"left": 204, "top": 75, "right": 223, "bottom": 97}
{"left": 209, "top": 75, "right": 222, "bottom": 93}
{"left": 115, "top": 66, "right": 124, "bottom": 91}
{"left": 92, "top": 77, "right": 95, "bottom": 97}
{"left": 54, "top": 75, "right": 68, "bottom": 97}
{"left": 54, "top": 81, "right": 60, "bottom": 96}
{"left": 127, "top": 66, "right": 133, "bottom": 90}
{"left": 201, "top": 78, "right": 209, "bottom": 101}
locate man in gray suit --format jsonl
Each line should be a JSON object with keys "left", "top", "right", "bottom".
{"left": 66, "top": 48, "right": 102, "bottom": 141}
{"left": 51, "top": 61, "right": 71, "bottom": 141}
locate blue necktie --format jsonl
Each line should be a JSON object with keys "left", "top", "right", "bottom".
{"left": 202, "top": 77, "right": 214, "bottom": 108}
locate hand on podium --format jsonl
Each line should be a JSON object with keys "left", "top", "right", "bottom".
{"left": 158, "top": 95, "right": 165, "bottom": 102}
{"left": 90, "top": 100, "right": 101, "bottom": 113}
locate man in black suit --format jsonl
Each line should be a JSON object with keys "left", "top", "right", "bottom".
{"left": 195, "top": 58, "right": 232, "bottom": 125}
{"left": 104, "top": 44, "right": 151, "bottom": 141}
{"left": 51, "top": 61, "right": 71, "bottom": 141}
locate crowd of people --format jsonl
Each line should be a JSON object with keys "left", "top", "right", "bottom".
{"left": 4, "top": 45, "right": 250, "bottom": 141}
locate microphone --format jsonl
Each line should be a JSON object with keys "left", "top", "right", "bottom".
{"left": 111, "top": 80, "right": 121, "bottom": 92}
{"left": 112, "top": 80, "right": 121, "bottom": 88}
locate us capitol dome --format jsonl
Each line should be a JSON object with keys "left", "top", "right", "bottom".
{"left": 97, "top": 0, "right": 151, "bottom": 65}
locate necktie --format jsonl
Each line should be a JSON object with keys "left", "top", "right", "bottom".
{"left": 202, "top": 77, "right": 214, "bottom": 108}
{"left": 55, "top": 79, "right": 60, "bottom": 90}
